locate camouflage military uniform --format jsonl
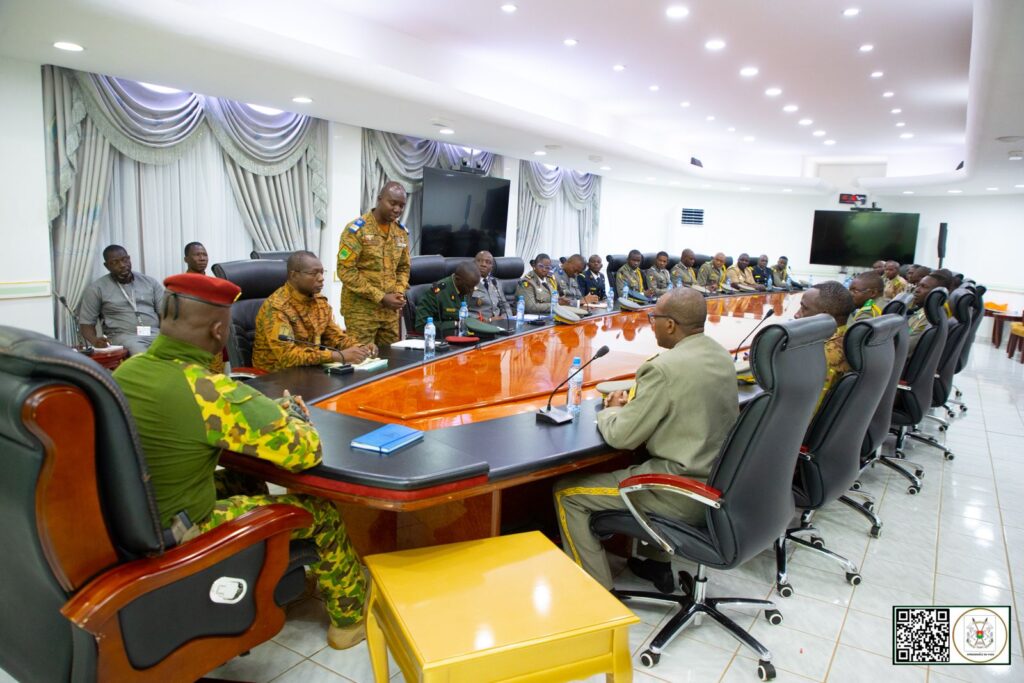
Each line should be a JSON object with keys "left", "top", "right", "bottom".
{"left": 884, "top": 275, "right": 908, "bottom": 300}
{"left": 849, "top": 298, "right": 883, "bottom": 325}
{"left": 669, "top": 263, "right": 698, "bottom": 287}
{"left": 516, "top": 270, "right": 558, "bottom": 314}
{"left": 818, "top": 324, "right": 851, "bottom": 409}
{"left": 337, "top": 212, "right": 411, "bottom": 347}
{"left": 770, "top": 265, "right": 791, "bottom": 289}
{"left": 698, "top": 262, "right": 727, "bottom": 289}
{"left": 469, "top": 274, "right": 511, "bottom": 320}
{"left": 415, "top": 275, "right": 467, "bottom": 334}
{"left": 907, "top": 307, "right": 929, "bottom": 354}
{"left": 646, "top": 267, "right": 672, "bottom": 297}
{"left": 726, "top": 265, "right": 757, "bottom": 287}
{"left": 252, "top": 282, "right": 356, "bottom": 372}
{"left": 554, "top": 270, "right": 584, "bottom": 301}
{"left": 113, "top": 334, "right": 366, "bottom": 627}
{"left": 615, "top": 266, "right": 646, "bottom": 298}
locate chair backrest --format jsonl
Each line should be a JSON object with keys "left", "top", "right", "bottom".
{"left": 250, "top": 250, "right": 293, "bottom": 261}
{"left": 494, "top": 257, "right": 526, "bottom": 304}
{"left": 443, "top": 256, "right": 475, "bottom": 277}
{"left": 605, "top": 254, "right": 627, "bottom": 284}
{"left": 956, "top": 284, "right": 984, "bottom": 372}
{"left": 702, "top": 314, "right": 836, "bottom": 568}
{"left": 882, "top": 293, "right": 912, "bottom": 317}
{"left": 0, "top": 326, "right": 163, "bottom": 681}
{"left": 212, "top": 260, "right": 289, "bottom": 367}
{"left": 403, "top": 282, "right": 438, "bottom": 335}
{"left": 408, "top": 255, "right": 446, "bottom": 286}
{"left": 898, "top": 287, "right": 949, "bottom": 423}
{"left": 862, "top": 315, "right": 910, "bottom": 457}
{"left": 640, "top": 252, "right": 658, "bottom": 270}
{"left": 799, "top": 316, "right": 901, "bottom": 505}
{"left": 692, "top": 253, "right": 711, "bottom": 270}
{"left": 932, "top": 288, "right": 974, "bottom": 406}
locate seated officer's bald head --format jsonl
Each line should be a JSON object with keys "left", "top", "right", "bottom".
{"left": 160, "top": 274, "right": 240, "bottom": 354}
{"left": 663, "top": 287, "right": 707, "bottom": 331}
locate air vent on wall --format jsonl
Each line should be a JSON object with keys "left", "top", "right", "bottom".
{"left": 681, "top": 208, "right": 704, "bottom": 225}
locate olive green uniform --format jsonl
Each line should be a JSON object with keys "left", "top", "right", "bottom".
{"left": 770, "top": 265, "right": 791, "bottom": 290}
{"left": 848, "top": 298, "right": 883, "bottom": 325}
{"left": 615, "top": 266, "right": 646, "bottom": 298}
{"left": 415, "top": 275, "right": 468, "bottom": 334}
{"left": 669, "top": 263, "right": 698, "bottom": 287}
{"left": 698, "top": 261, "right": 727, "bottom": 289}
{"left": 516, "top": 270, "right": 558, "bottom": 314}
{"left": 818, "top": 324, "right": 851, "bottom": 410}
{"left": 553, "top": 333, "right": 739, "bottom": 589}
{"left": 113, "top": 335, "right": 365, "bottom": 627}
{"left": 646, "top": 267, "right": 672, "bottom": 297}
{"left": 337, "top": 212, "right": 411, "bottom": 347}
{"left": 884, "top": 275, "right": 908, "bottom": 300}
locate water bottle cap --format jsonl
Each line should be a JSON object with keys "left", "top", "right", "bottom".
{"left": 518, "top": 296, "right": 524, "bottom": 300}
{"left": 573, "top": 356, "right": 582, "bottom": 365}
{"left": 427, "top": 317, "right": 433, "bottom": 323}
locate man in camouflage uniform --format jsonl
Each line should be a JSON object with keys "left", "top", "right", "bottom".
{"left": 646, "top": 251, "right": 672, "bottom": 297}
{"left": 848, "top": 271, "right": 886, "bottom": 324}
{"left": 670, "top": 248, "right": 698, "bottom": 287}
{"left": 414, "top": 262, "right": 480, "bottom": 334}
{"left": 726, "top": 253, "right": 763, "bottom": 290}
{"left": 883, "top": 260, "right": 909, "bottom": 300}
{"left": 771, "top": 255, "right": 793, "bottom": 291}
{"left": 337, "top": 182, "right": 411, "bottom": 347}
{"left": 516, "top": 253, "right": 560, "bottom": 314}
{"left": 907, "top": 270, "right": 952, "bottom": 354}
{"left": 616, "top": 249, "right": 654, "bottom": 299}
{"left": 555, "top": 254, "right": 599, "bottom": 305}
{"left": 113, "top": 273, "right": 367, "bottom": 650}
{"left": 795, "top": 280, "right": 854, "bottom": 409}
{"left": 469, "top": 250, "right": 512, "bottom": 320}
{"left": 582, "top": 254, "right": 607, "bottom": 300}
{"left": 253, "top": 251, "right": 374, "bottom": 372}
{"left": 698, "top": 252, "right": 729, "bottom": 292}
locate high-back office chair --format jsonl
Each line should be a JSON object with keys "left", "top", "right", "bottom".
{"left": 443, "top": 256, "right": 474, "bottom": 276}
{"left": 881, "top": 294, "right": 912, "bottom": 317}
{"left": 212, "top": 259, "right": 289, "bottom": 370}
{"left": 494, "top": 256, "right": 526, "bottom": 305}
{"left": 605, "top": 254, "right": 627, "bottom": 289}
{"left": 918, "top": 288, "right": 974, "bottom": 434}
{"left": 948, "top": 284, "right": 985, "bottom": 413}
{"left": 887, "top": 287, "right": 951, "bottom": 494}
{"left": 589, "top": 315, "right": 836, "bottom": 680}
{"left": 774, "top": 316, "right": 901, "bottom": 596}
{"left": 402, "top": 255, "right": 447, "bottom": 335}
{"left": 251, "top": 249, "right": 294, "bottom": 260}
{"left": 0, "top": 326, "right": 315, "bottom": 683}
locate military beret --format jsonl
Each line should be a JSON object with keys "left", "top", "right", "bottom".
{"left": 164, "top": 273, "right": 241, "bottom": 307}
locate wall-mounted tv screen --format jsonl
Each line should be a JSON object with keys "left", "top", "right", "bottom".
{"left": 809, "top": 210, "right": 919, "bottom": 268}
{"left": 420, "top": 167, "right": 510, "bottom": 257}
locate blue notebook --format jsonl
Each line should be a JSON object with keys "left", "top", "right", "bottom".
{"left": 350, "top": 424, "right": 424, "bottom": 454}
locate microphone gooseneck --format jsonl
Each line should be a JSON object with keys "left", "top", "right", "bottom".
{"left": 733, "top": 309, "right": 775, "bottom": 360}
{"left": 543, "top": 345, "right": 610, "bottom": 412}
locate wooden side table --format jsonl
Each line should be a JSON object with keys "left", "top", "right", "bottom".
{"left": 991, "top": 310, "right": 1022, "bottom": 349}
{"left": 80, "top": 346, "right": 128, "bottom": 371}
{"left": 364, "top": 531, "right": 639, "bottom": 682}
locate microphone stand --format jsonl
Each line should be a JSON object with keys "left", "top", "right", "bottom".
{"left": 277, "top": 334, "right": 354, "bottom": 375}
{"left": 58, "top": 295, "right": 93, "bottom": 355}
{"left": 537, "top": 345, "right": 610, "bottom": 425}
{"left": 733, "top": 309, "right": 775, "bottom": 361}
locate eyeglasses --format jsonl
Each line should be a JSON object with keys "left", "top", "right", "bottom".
{"left": 294, "top": 269, "right": 325, "bottom": 277}
{"left": 535, "top": 263, "right": 552, "bottom": 271}
{"left": 647, "top": 313, "right": 681, "bottom": 325}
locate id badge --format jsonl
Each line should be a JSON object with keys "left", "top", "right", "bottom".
{"left": 136, "top": 325, "right": 152, "bottom": 336}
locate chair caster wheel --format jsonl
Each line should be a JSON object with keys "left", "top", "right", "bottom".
{"left": 938, "top": 425, "right": 947, "bottom": 432}
{"left": 907, "top": 485, "right": 920, "bottom": 495}
{"left": 846, "top": 572, "right": 863, "bottom": 586}
{"left": 640, "top": 650, "right": 660, "bottom": 667}
{"left": 765, "top": 609, "right": 783, "bottom": 625}
{"left": 809, "top": 536, "right": 825, "bottom": 549}
{"left": 914, "top": 469, "right": 925, "bottom": 478}
{"left": 851, "top": 480, "right": 862, "bottom": 491}
{"left": 777, "top": 582, "right": 794, "bottom": 598}
{"left": 758, "top": 660, "right": 776, "bottom": 681}
{"left": 946, "top": 410, "right": 956, "bottom": 419}
{"left": 959, "top": 406, "right": 968, "bottom": 413}
{"left": 955, "top": 389, "right": 963, "bottom": 398}
{"left": 944, "top": 452, "right": 955, "bottom": 461}
{"left": 863, "top": 501, "right": 874, "bottom": 512}
{"left": 870, "top": 524, "right": 882, "bottom": 538}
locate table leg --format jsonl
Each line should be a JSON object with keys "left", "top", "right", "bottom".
{"left": 607, "top": 625, "right": 633, "bottom": 682}
{"left": 366, "top": 586, "right": 390, "bottom": 683}
{"left": 993, "top": 317, "right": 1005, "bottom": 348}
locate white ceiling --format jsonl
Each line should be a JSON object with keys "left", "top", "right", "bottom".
{"left": 1, "top": 0, "right": 1021, "bottom": 195}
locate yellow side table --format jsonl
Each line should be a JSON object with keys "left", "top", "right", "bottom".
{"left": 364, "top": 531, "right": 639, "bottom": 682}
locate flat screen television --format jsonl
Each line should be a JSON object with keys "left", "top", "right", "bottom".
{"left": 419, "top": 167, "right": 510, "bottom": 257}
{"left": 809, "top": 210, "right": 919, "bottom": 268}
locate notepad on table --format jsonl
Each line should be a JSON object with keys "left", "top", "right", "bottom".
{"left": 353, "top": 357, "right": 388, "bottom": 371}
{"left": 351, "top": 424, "right": 424, "bottom": 454}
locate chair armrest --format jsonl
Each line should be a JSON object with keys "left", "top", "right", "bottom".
{"left": 618, "top": 474, "right": 722, "bottom": 556}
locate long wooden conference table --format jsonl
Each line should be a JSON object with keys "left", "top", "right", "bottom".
{"left": 221, "top": 290, "right": 803, "bottom": 556}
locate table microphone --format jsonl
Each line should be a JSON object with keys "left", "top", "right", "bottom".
{"left": 58, "top": 294, "right": 93, "bottom": 354}
{"left": 277, "top": 334, "right": 354, "bottom": 375}
{"left": 733, "top": 309, "right": 774, "bottom": 360}
{"left": 537, "top": 345, "right": 610, "bottom": 425}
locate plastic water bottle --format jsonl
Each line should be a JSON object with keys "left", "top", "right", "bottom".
{"left": 675, "top": 277, "right": 682, "bottom": 289}
{"left": 843, "top": 275, "right": 853, "bottom": 288}
{"left": 550, "top": 293, "right": 557, "bottom": 318}
{"left": 516, "top": 296, "right": 526, "bottom": 328}
{"left": 608, "top": 284, "right": 615, "bottom": 306}
{"left": 808, "top": 274, "right": 815, "bottom": 287}
{"left": 566, "top": 356, "right": 583, "bottom": 418}
{"left": 423, "top": 317, "right": 436, "bottom": 360}
{"left": 767, "top": 274, "right": 774, "bottom": 289}
{"left": 668, "top": 278, "right": 675, "bottom": 290}
{"left": 725, "top": 276, "right": 732, "bottom": 289}
{"left": 622, "top": 283, "right": 630, "bottom": 300}
{"left": 458, "top": 301, "right": 469, "bottom": 335}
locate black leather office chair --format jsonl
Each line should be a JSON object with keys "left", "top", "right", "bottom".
{"left": 667, "top": 255, "right": 681, "bottom": 271}
{"left": 692, "top": 253, "right": 711, "bottom": 270}
{"left": 886, "top": 287, "right": 951, "bottom": 494}
{"left": 918, "top": 288, "right": 974, "bottom": 435}
{"left": 494, "top": 256, "right": 526, "bottom": 305}
{"left": 251, "top": 250, "right": 294, "bottom": 261}
{"left": 948, "top": 284, "right": 984, "bottom": 413}
{"left": 605, "top": 254, "right": 627, "bottom": 289}
{"left": 589, "top": 314, "right": 836, "bottom": 681}
{"left": 774, "top": 316, "right": 901, "bottom": 596}
{"left": 0, "top": 326, "right": 315, "bottom": 683}
{"left": 403, "top": 255, "right": 447, "bottom": 336}
{"left": 213, "top": 259, "right": 289, "bottom": 370}
{"left": 443, "top": 256, "right": 474, "bottom": 276}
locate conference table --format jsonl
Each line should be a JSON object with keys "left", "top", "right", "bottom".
{"left": 221, "top": 290, "right": 804, "bottom": 556}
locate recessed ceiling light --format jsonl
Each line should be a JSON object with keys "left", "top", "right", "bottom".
{"left": 649, "top": 84, "right": 660, "bottom": 92}
{"left": 843, "top": 8, "right": 861, "bottom": 17}
{"left": 727, "top": 126, "right": 736, "bottom": 132}
{"left": 740, "top": 66, "right": 759, "bottom": 77}
{"left": 896, "top": 121, "right": 906, "bottom": 127}
{"left": 882, "top": 91, "right": 895, "bottom": 98}
{"left": 948, "top": 189, "right": 962, "bottom": 194}
{"left": 986, "top": 187, "right": 999, "bottom": 191}
{"left": 859, "top": 44, "right": 874, "bottom": 53}
{"left": 701, "top": 184, "right": 711, "bottom": 188}
{"left": 438, "top": 128, "right": 455, "bottom": 135}
{"left": 612, "top": 64, "right": 626, "bottom": 72}
{"left": 53, "top": 41, "right": 84, "bottom": 52}
{"left": 782, "top": 188, "right": 793, "bottom": 192}
{"left": 669, "top": 180, "right": 681, "bottom": 186}
{"left": 798, "top": 118, "right": 813, "bottom": 126}
{"left": 705, "top": 39, "right": 726, "bottom": 51}
{"left": 679, "top": 101, "right": 691, "bottom": 108}
{"left": 903, "top": 190, "right": 915, "bottom": 195}
{"left": 871, "top": 71, "right": 884, "bottom": 78}
{"left": 824, "top": 139, "right": 837, "bottom": 145}
{"left": 812, "top": 130, "right": 826, "bottom": 137}
{"left": 665, "top": 6, "right": 690, "bottom": 19}
{"left": 500, "top": 3, "right": 517, "bottom": 13}
{"left": 1016, "top": 184, "right": 1024, "bottom": 188}
{"left": 743, "top": 135, "right": 756, "bottom": 142}
{"left": 646, "top": 177, "right": 657, "bottom": 181}
{"left": 891, "top": 108, "right": 902, "bottom": 114}
{"left": 600, "top": 165, "right": 612, "bottom": 171}
{"left": 783, "top": 104, "right": 799, "bottom": 113}
{"left": 533, "top": 150, "right": 547, "bottom": 156}
{"left": 1009, "top": 151, "right": 1024, "bottom": 160}
{"left": 740, "top": 187, "right": 751, "bottom": 191}
{"left": 291, "top": 96, "right": 313, "bottom": 104}
{"left": 706, "top": 115, "right": 716, "bottom": 121}
{"left": 563, "top": 38, "right": 578, "bottom": 47}
{"left": 765, "top": 87, "right": 782, "bottom": 97}
{"left": 900, "top": 133, "right": 914, "bottom": 139}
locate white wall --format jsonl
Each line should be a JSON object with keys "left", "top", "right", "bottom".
{"left": 0, "top": 57, "right": 54, "bottom": 336}
{"left": 323, "top": 121, "right": 363, "bottom": 319}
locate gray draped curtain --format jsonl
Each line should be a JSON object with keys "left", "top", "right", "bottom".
{"left": 361, "top": 129, "right": 502, "bottom": 254}
{"left": 42, "top": 65, "right": 329, "bottom": 341}
{"left": 517, "top": 161, "right": 601, "bottom": 260}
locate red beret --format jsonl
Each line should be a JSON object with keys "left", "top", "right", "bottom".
{"left": 163, "top": 273, "right": 241, "bottom": 307}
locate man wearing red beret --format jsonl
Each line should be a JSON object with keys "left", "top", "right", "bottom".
{"left": 113, "top": 273, "right": 368, "bottom": 650}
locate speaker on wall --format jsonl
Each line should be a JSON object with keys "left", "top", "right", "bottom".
{"left": 937, "top": 222, "right": 948, "bottom": 266}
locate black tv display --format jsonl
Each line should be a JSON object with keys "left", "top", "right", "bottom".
{"left": 809, "top": 210, "right": 919, "bottom": 268}
{"left": 419, "top": 167, "right": 510, "bottom": 257}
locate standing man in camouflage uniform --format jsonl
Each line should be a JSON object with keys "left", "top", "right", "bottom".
{"left": 698, "top": 252, "right": 729, "bottom": 292}
{"left": 555, "top": 254, "right": 599, "bottom": 305}
{"left": 616, "top": 250, "right": 654, "bottom": 299}
{"left": 795, "top": 281, "right": 854, "bottom": 409}
{"left": 469, "top": 250, "right": 512, "bottom": 320}
{"left": 337, "top": 182, "right": 411, "bottom": 347}
{"left": 113, "top": 274, "right": 367, "bottom": 650}
{"left": 414, "top": 262, "right": 480, "bottom": 334}
{"left": 670, "top": 249, "right": 698, "bottom": 287}
{"left": 646, "top": 251, "right": 672, "bottom": 297}
{"left": 252, "top": 251, "right": 375, "bottom": 372}
{"left": 517, "top": 253, "right": 560, "bottom": 314}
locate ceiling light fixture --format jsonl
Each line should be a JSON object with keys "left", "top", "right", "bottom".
{"left": 743, "top": 136, "right": 756, "bottom": 142}
{"left": 782, "top": 188, "right": 793, "bottom": 192}
{"left": 706, "top": 115, "right": 716, "bottom": 121}
{"left": 783, "top": 104, "right": 799, "bottom": 112}
{"left": 533, "top": 150, "right": 547, "bottom": 156}
{"left": 665, "top": 6, "right": 690, "bottom": 19}
{"left": 649, "top": 84, "right": 660, "bottom": 91}
{"left": 612, "top": 64, "right": 626, "bottom": 72}
{"left": 903, "top": 190, "right": 915, "bottom": 195}
{"left": 740, "top": 66, "right": 759, "bottom": 77}
{"left": 705, "top": 39, "right": 726, "bottom": 51}
{"left": 948, "top": 189, "right": 962, "bottom": 194}
{"left": 600, "top": 165, "right": 611, "bottom": 171}
{"left": 291, "top": 96, "right": 313, "bottom": 104}
{"left": 563, "top": 38, "right": 578, "bottom": 47}
{"left": 882, "top": 91, "right": 895, "bottom": 98}
{"left": 669, "top": 180, "right": 681, "bottom": 186}
{"left": 843, "top": 8, "right": 861, "bottom": 17}
{"left": 765, "top": 87, "right": 782, "bottom": 97}
{"left": 859, "top": 44, "right": 874, "bottom": 52}
{"left": 871, "top": 71, "right": 884, "bottom": 78}
{"left": 727, "top": 127, "right": 736, "bottom": 132}
{"left": 812, "top": 130, "right": 826, "bottom": 137}
{"left": 500, "top": 3, "right": 517, "bottom": 13}
{"left": 900, "top": 133, "right": 914, "bottom": 139}
{"left": 53, "top": 41, "right": 84, "bottom": 52}
{"left": 798, "top": 118, "right": 813, "bottom": 126}
{"left": 1015, "top": 184, "right": 1024, "bottom": 188}
{"left": 896, "top": 122, "right": 906, "bottom": 127}
{"left": 986, "top": 187, "right": 999, "bottom": 191}
{"left": 679, "top": 101, "right": 691, "bottom": 108}
{"left": 891, "top": 108, "right": 902, "bottom": 114}
{"left": 824, "top": 139, "right": 837, "bottom": 145}
{"left": 1008, "top": 151, "right": 1023, "bottom": 161}
{"left": 438, "top": 128, "right": 455, "bottom": 135}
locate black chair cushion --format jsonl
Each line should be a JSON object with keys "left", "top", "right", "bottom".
{"left": 444, "top": 256, "right": 475, "bottom": 276}
{"left": 409, "top": 255, "right": 446, "bottom": 286}
{"left": 251, "top": 250, "right": 293, "bottom": 261}
{"left": 213, "top": 260, "right": 288, "bottom": 301}
{"left": 494, "top": 257, "right": 525, "bottom": 280}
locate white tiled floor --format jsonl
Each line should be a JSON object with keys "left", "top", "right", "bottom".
{"left": 2, "top": 339, "right": 1021, "bottom": 682}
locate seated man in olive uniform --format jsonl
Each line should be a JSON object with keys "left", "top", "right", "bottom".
{"left": 872, "top": 260, "right": 886, "bottom": 277}
{"left": 253, "top": 251, "right": 374, "bottom": 372}
{"left": 582, "top": 254, "right": 607, "bottom": 300}
{"left": 697, "top": 252, "right": 729, "bottom": 291}
{"left": 415, "top": 261, "right": 481, "bottom": 333}
{"left": 516, "top": 253, "right": 561, "bottom": 314}
{"left": 670, "top": 248, "right": 698, "bottom": 287}
{"left": 905, "top": 265, "right": 929, "bottom": 296}
{"left": 553, "top": 288, "right": 738, "bottom": 593}
{"left": 113, "top": 274, "right": 367, "bottom": 650}
{"left": 469, "top": 250, "right": 511, "bottom": 321}
{"left": 848, "top": 271, "right": 886, "bottom": 323}
{"left": 646, "top": 251, "right": 672, "bottom": 297}
{"left": 751, "top": 254, "right": 772, "bottom": 286}
{"left": 726, "top": 253, "right": 763, "bottom": 290}
{"left": 883, "top": 260, "right": 908, "bottom": 300}
{"left": 615, "top": 249, "right": 654, "bottom": 299}
{"left": 907, "top": 269, "right": 953, "bottom": 354}
{"left": 555, "top": 254, "right": 600, "bottom": 305}
{"left": 794, "top": 280, "right": 855, "bottom": 408}
{"left": 771, "top": 255, "right": 793, "bottom": 290}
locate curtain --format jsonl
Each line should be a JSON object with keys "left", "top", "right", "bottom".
{"left": 517, "top": 161, "right": 601, "bottom": 260}
{"left": 361, "top": 129, "right": 502, "bottom": 254}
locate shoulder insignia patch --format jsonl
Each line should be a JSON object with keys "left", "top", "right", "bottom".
{"left": 398, "top": 221, "right": 408, "bottom": 232}
{"left": 349, "top": 218, "right": 365, "bottom": 232}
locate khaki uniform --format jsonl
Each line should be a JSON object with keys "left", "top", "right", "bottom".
{"left": 646, "top": 267, "right": 672, "bottom": 297}
{"left": 669, "top": 263, "right": 698, "bottom": 287}
{"left": 907, "top": 307, "right": 929, "bottom": 354}
{"left": 818, "top": 324, "right": 851, "bottom": 409}
{"left": 615, "top": 266, "right": 646, "bottom": 298}
{"left": 516, "top": 270, "right": 559, "bottom": 314}
{"left": 415, "top": 275, "right": 467, "bottom": 334}
{"left": 553, "top": 333, "right": 738, "bottom": 589}
{"left": 698, "top": 261, "right": 727, "bottom": 288}
{"left": 252, "top": 282, "right": 356, "bottom": 372}
{"left": 726, "top": 265, "right": 757, "bottom": 287}
{"left": 469, "top": 275, "right": 511, "bottom": 320}
{"left": 337, "top": 212, "right": 411, "bottom": 346}
{"left": 884, "top": 275, "right": 908, "bottom": 300}
{"left": 849, "top": 298, "right": 883, "bottom": 325}
{"left": 554, "top": 270, "right": 585, "bottom": 302}
{"left": 771, "top": 265, "right": 791, "bottom": 289}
